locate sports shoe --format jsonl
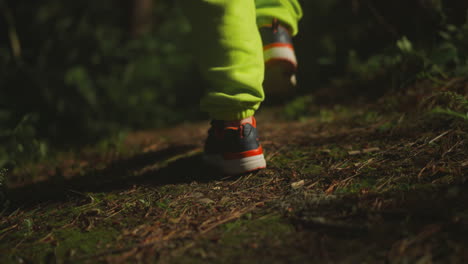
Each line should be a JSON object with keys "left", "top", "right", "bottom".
{"left": 203, "top": 116, "right": 266, "bottom": 175}
{"left": 260, "top": 18, "right": 298, "bottom": 98}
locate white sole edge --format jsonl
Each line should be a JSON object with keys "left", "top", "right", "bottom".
{"left": 203, "top": 154, "right": 267, "bottom": 175}
{"left": 264, "top": 46, "right": 297, "bottom": 66}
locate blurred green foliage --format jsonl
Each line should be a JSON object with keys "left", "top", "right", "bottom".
{"left": 296, "top": 0, "right": 468, "bottom": 90}
{"left": 0, "top": 0, "right": 203, "bottom": 167}
{"left": 1, "top": 0, "right": 468, "bottom": 168}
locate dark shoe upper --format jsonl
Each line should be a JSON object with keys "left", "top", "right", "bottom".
{"left": 259, "top": 18, "right": 294, "bottom": 49}
{"left": 204, "top": 117, "right": 262, "bottom": 159}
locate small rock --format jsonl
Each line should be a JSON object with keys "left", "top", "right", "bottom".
{"left": 291, "top": 180, "right": 305, "bottom": 189}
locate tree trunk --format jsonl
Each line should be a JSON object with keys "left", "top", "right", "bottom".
{"left": 130, "top": 0, "right": 154, "bottom": 37}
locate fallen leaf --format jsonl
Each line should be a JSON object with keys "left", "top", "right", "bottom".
{"left": 363, "top": 147, "right": 380, "bottom": 153}
{"left": 198, "top": 198, "right": 215, "bottom": 204}
{"left": 325, "top": 181, "right": 339, "bottom": 194}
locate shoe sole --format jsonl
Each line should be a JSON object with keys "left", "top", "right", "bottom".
{"left": 203, "top": 154, "right": 267, "bottom": 175}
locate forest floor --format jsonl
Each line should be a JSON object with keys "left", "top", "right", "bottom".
{"left": 1, "top": 79, "right": 468, "bottom": 263}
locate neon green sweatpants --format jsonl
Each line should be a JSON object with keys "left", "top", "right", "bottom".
{"left": 179, "top": 0, "right": 302, "bottom": 120}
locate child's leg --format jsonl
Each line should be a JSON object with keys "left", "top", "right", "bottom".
{"left": 179, "top": 0, "right": 267, "bottom": 174}
{"left": 179, "top": 0, "right": 264, "bottom": 121}
{"left": 256, "top": 0, "right": 303, "bottom": 36}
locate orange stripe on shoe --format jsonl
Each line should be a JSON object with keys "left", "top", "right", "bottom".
{"left": 246, "top": 116, "right": 257, "bottom": 127}
{"left": 265, "top": 58, "right": 298, "bottom": 71}
{"left": 223, "top": 146, "right": 264, "bottom": 160}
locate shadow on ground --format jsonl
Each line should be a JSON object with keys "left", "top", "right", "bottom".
{"left": 8, "top": 145, "right": 223, "bottom": 207}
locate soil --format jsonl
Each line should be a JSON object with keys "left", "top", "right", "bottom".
{"left": 1, "top": 81, "right": 467, "bottom": 263}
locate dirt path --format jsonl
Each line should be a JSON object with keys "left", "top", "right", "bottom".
{"left": 1, "top": 93, "right": 467, "bottom": 263}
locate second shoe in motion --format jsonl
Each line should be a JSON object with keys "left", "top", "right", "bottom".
{"left": 260, "top": 18, "right": 298, "bottom": 99}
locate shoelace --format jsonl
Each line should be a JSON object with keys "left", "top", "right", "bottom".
{"left": 272, "top": 18, "right": 279, "bottom": 33}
